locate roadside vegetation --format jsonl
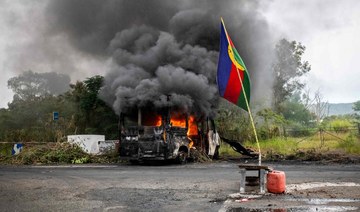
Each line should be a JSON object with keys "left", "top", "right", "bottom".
{"left": 0, "top": 38, "right": 359, "bottom": 164}
{"left": 218, "top": 117, "right": 360, "bottom": 162}
{"left": 0, "top": 142, "right": 121, "bottom": 165}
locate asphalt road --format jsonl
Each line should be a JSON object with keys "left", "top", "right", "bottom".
{"left": 0, "top": 161, "right": 359, "bottom": 211}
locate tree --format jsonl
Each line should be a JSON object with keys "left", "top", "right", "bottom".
{"left": 313, "top": 90, "right": 329, "bottom": 123}
{"left": 257, "top": 108, "right": 286, "bottom": 139}
{"left": 7, "top": 70, "right": 70, "bottom": 102}
{"left": 272, "top": 39, "right": 311, "bottom": 113}
{"left": 281, "top": 99, "right": 315, "bottom": 126}
{"left": 353, "top": 100, "right": 360, "bottom": 112}
{"left": 215, "top": 99, "right": 253, "bottom": 141}
{"left": 81, "top": 75, "right": 104, "bottom": 114}
{"left": 66, "top": 75, "right": 119, "bottom": 138}
{"left": 1, "top": 74, "right": 119, "bottom": 142}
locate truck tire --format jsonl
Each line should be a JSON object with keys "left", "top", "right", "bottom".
{"left": 177, "top": 151, "right": 187, "bottom": 164}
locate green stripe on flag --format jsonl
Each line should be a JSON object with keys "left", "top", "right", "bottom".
{"left": 232, "top": 46, "right": 251, "bottom": 111}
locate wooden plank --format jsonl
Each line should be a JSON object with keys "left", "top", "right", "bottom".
{"left": 238, "top": 164, "right": 272, "bottom": 171}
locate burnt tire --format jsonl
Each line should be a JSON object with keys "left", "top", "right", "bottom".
{"left": 177, "top": 151, "right": 188, "bottom": 164}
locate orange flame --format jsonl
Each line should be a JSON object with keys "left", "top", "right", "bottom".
{"left": 170, "top": 117, "right": 186, "bottom": 128}
{"left": 188, "top": 137, "right": 194, "bottom": 148}
{"left": 153, "top": 115, "right": 198, "bottom": 136}
{"left": 187, "top": 116, "right": 198, "bottom": 136}
{"left": 155, "top": 116, "right": 162, "bottom": 126}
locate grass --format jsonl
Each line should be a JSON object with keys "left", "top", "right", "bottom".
{"left": 337, "top": 134, "right": 360, "bottom": 154}
{"left": 0, "top": 143, "right": 13, "bottom": 157}
{"left": 219, "top": 143, "right": 240, "bottom": 158}
{"left": 220, "top": 131, "right": 360, "bottom": 161}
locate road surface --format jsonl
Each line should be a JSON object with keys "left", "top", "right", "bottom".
{"left": 0, "top": 161, "right": 359, "bottom": 211}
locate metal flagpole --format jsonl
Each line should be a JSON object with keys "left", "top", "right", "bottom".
{"left": 221, "top": 18, "right": 262, "bottom": 165}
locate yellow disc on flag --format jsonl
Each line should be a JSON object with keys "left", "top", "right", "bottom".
{"left": 228, "top": 45, "right": 245, "bottom": 71}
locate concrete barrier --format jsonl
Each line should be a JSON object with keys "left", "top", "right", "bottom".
{"left": 67, "top": 135, "right": 105, "bottom": 154}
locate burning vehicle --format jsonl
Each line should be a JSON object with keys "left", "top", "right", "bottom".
{"left": 96, "top": 15, "right": 259, "bottom": 162}
{"left": 119, "top": 106, "right": 220, "bottom": 163}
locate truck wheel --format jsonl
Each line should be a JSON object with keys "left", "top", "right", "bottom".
{"left": 177, "top": 151, "right": 187, "bottom": 164}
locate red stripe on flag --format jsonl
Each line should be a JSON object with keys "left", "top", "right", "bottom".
{"left": 228, "top": 37, "right": 235, "bottom": 48}
{"left": 223, "top": 63, "right": 243, "bottom": 104}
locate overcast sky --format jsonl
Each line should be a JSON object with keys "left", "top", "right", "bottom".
{"left": 0, "top": 0, "right": 359, "bottom": 108}
{"left": 263, "top": 0, "right": 360, "bottom": 104}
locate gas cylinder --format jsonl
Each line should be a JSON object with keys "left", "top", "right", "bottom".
{"left": 267, "top": 170, "right": 286, "bottom": 194}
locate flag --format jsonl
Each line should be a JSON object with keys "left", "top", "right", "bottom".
{"left": 217, "top": 19, "right": 251, "bottom": 111}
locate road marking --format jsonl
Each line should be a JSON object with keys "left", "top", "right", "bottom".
{"left": 104, "top": 206, "right": 126, "bottom": 211}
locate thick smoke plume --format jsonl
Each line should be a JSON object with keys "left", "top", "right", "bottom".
{"left": 100, "top": 25, "right": 218, "bottom": 115}
{"left": 46, "top": 0, "right": 274, "bottom": 116}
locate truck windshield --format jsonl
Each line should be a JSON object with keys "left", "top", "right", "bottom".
{"left": 170, "top": 112, "right": 187, "bottom": 128}
{"left": 141, "top": 109, "right": 162, "bottom": 126}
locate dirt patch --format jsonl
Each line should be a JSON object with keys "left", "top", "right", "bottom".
{"left": 224, "top": 188, "right": 360, "bottom": 211}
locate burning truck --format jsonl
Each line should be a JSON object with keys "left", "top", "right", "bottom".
{"left": 97, "top": 23, "right": 258, "bottom": 162}
{"left": 119, "top": 106, "right": 220, "bottom": 163}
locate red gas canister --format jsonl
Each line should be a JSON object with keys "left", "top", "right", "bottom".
{"left": 267, "top": 170, "right": 286, "bottom": 194}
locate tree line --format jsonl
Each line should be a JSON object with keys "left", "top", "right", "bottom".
{"left": 0, "top": 39, "right": 359, "bottom": 143}
{"left": 0, "top": 72, "right": 118, "bottom": 142}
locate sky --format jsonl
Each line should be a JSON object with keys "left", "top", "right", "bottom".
{"left": 262, "top": 0, "right": 360, "bottom": 104}
{"left": 0, "top": 0, "right": 359, "bottom": 108}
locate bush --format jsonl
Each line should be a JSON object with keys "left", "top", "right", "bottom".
{"left": 7, "top": 142, "right": 89, "bottom": 164}
{"left": 337, "top": 134, "right": 360, "bottom": 154}
{"left": 285, "top": 123, "right": 313, "bottom": 137}
{"left": 329, "top": 119, "right": 353, "bottom": 133}
{"left": 0, "top": 143, "right": 14, "bottom": 157}
{"left": 258, "top": 125, "right": 281, "bottom": 140}
{"left": 0, "top": 142, "right": 122, "bottom": 165}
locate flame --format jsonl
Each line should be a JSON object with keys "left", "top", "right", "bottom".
{"left": 171, "top": 117, "right": 186, "bottom": 128}
{"left": 170, "top": 115, "right": 198, "bottom": 136}
{"left": 188, "top": 137, "right": 194, "bottom": 149}
{"left": 153, "top": 115, "right": 198, "bottom": 136}
{"left": 187, "top": 116, "right": 198, "bottom": 136}
{"left": 155, "top": 116, "right": 162, "bottom": 126}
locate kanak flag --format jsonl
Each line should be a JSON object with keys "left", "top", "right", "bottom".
{"left": 217, "top": 19, "right": 250, "bottom": 111}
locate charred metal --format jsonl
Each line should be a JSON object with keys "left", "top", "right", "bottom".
{"left": 119, "top": 106, "right": 220, "bottom": 163}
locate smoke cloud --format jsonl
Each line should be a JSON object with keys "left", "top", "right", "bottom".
{"left": 44, "top": 0, "right": 275, "bottom": 115}
{"left": 7, "top": 71, "right": 71, "bottom": 98}
{"left": 101, "top": 25, "right": 218, "bottom": 115}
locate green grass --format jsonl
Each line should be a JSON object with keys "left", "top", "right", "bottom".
{"left": 0, "top": 143, "right": 14, "bottom": 157}
{"left": 247, "top": 138, "right": 298, "bottom": 155}
{"left": 337, "top": 134, "right": 360, "bottom": 154}
{"left": 221, "top": 131, "right": 360, "bottom": 160}
{"left": 219, "top": 143, "right": 240, "bottom": 157}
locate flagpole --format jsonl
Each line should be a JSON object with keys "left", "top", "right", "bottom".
{"left": 220, "top": 18, "right": 262, "bottom": 165}
{"left": 235, "top": 67, "right": 262, "bottom": 165}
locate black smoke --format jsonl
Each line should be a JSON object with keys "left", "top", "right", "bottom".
{"left": 45, "top": 0, "right": 274, "bottom": 116}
